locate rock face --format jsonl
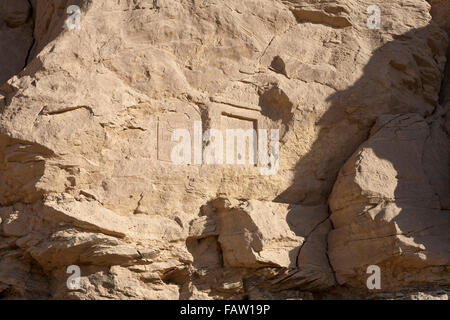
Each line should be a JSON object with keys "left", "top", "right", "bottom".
{"left": 0, "top": 0, "right": 448, "bottom": 299}
{"left": 329, "top": 113, "right": 450, "bottom": 289}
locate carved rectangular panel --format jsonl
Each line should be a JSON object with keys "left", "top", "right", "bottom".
{"left": 220, "top": 113, "right": 258, "bottom": 166}
{"left": 157, "top": 115, "right": 194, "bottom": 162}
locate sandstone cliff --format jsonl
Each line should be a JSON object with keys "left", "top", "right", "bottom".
{"left": 0, "top": 0, "right": 448, "bottom": 299}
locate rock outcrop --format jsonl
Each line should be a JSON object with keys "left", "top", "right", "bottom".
{"left": 329, "top": 113, "right": 450, "bottom": 290}
{"left": 0, "top": 0, "right": 448, "bottom": 299}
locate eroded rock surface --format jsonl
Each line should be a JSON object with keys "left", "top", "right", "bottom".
{"left": 0, "top": 0, "right": 449, "bottom": 299}
{"left": 329, "top": 114, "right": 450, "bottom": 290}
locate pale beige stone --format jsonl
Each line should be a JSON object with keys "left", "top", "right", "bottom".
{"left": 0, "top": 0, "right": 448, "bottom": 299}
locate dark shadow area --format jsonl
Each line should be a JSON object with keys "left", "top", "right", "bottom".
{"left": 275, "top": 23, "right": 449, "bottom": 206}
{"left": 0, "top": 0, "right": 33, "bottom": 85}
{"left": 439, "top": 45, "right": 450, "bottom": 106}
{"left": 258, "top": 83, "right": 295, "bottom": 139}
{"left": 273, "top": 21, "right": 449, "bottom": 290}
{"left": 0, "top": 135, "right": 54, "bottom": 206}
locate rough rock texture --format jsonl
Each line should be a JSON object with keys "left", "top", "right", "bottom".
{"left": 0, "top": 0, "right": 449, "bottom": 299}
{"left": 329, "top": 113, "right": 450, "bottom": 289}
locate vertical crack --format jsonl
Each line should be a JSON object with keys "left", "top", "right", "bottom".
{"left": 324, "top": 208, "right": 338, "bottom": 286}
{"left": 24, "top": 0, "right": 36, "bottom": 68}
{"left": 295, "top": 215, "right": 329, "bottom": 267}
